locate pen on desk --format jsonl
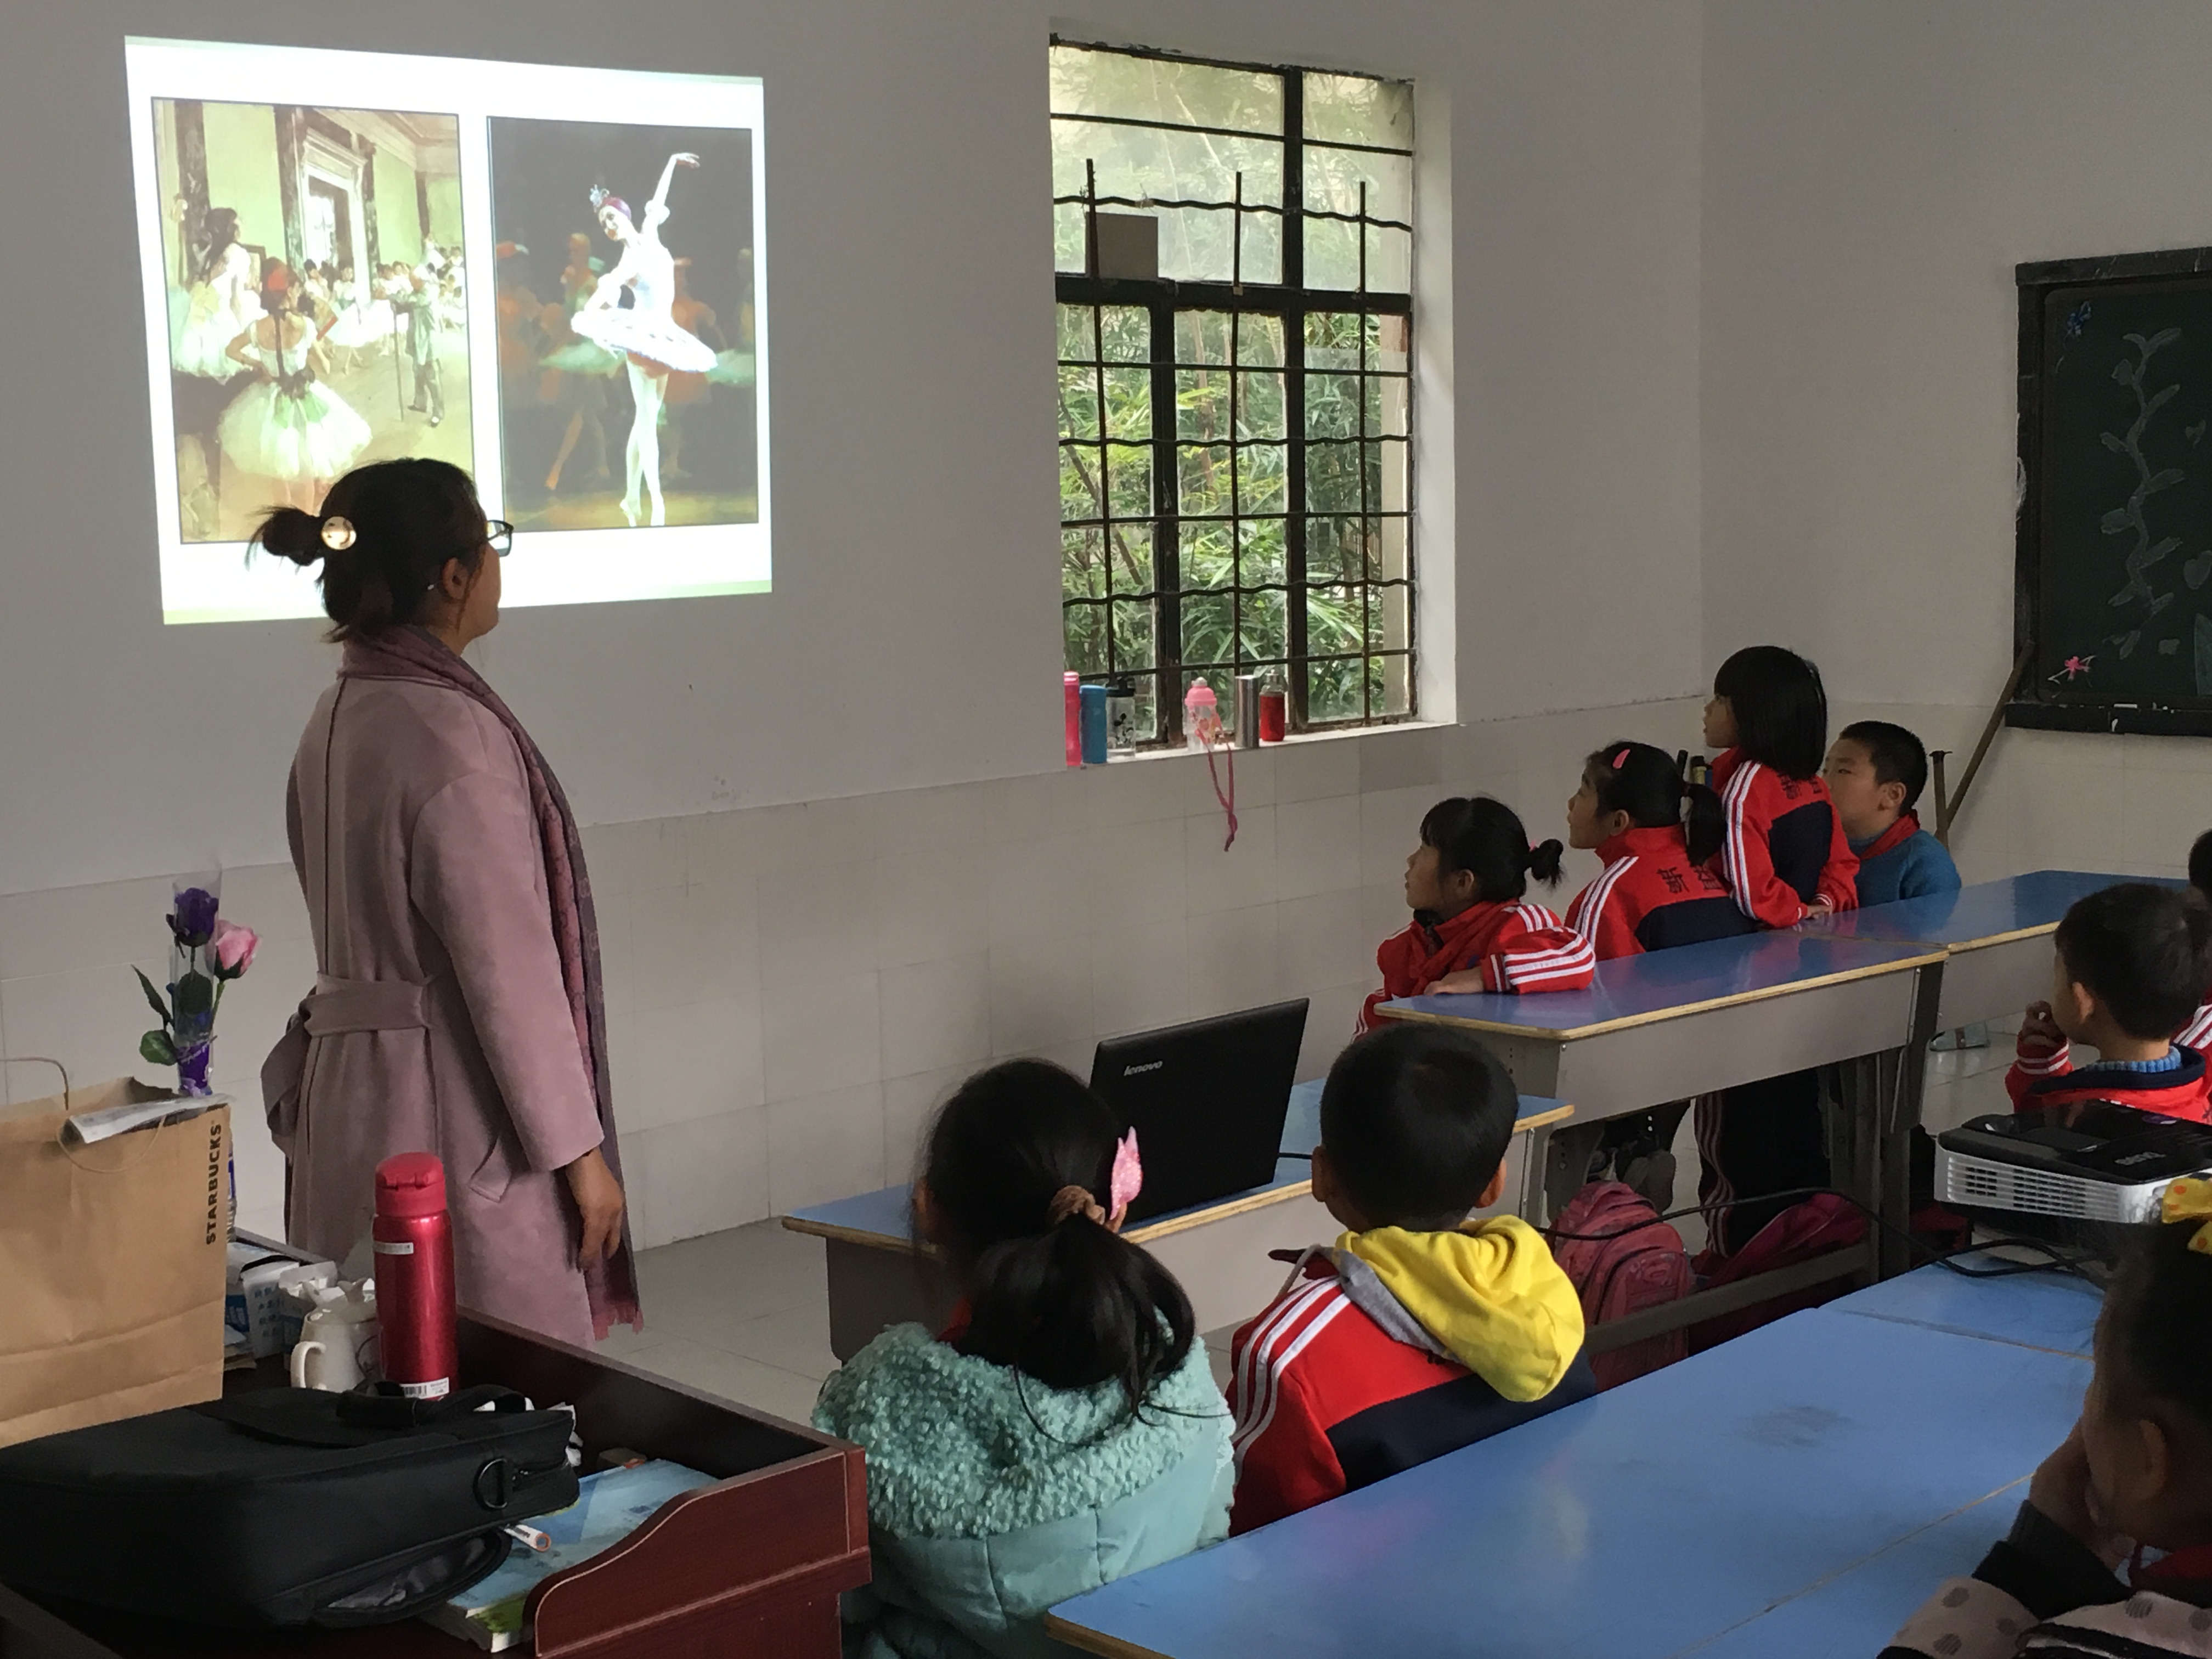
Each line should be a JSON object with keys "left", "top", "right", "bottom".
{"left": 504, "top": 1521, "right": 551, "bottom": 1553}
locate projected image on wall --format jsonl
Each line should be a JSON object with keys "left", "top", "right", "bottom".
{"left": 155, "top": 100, "right": 473, "bottom": 543}
{"left": 126, "top": 39, "right": 771, "bottom": 624}
{"left": 489, "top": 119, "right": 757, "bottom": 533}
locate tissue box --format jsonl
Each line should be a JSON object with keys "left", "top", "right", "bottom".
{"left": 225, "top": 1236, "right": 335, "bottom": 1358}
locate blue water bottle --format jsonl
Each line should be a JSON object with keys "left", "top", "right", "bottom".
{"left": 1079, "top": 681, "right": 1109, "bottom": 765}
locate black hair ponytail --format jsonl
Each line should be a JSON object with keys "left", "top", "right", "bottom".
{"left": 1589, "top": 741, "right": 1726, "bottom": 865}
{"left": 1525, "top": 838, "right": 1565, "bottom": 884}
{"left": 1683, "top": 783, "right": 1726, "bottom": 866}
{"left": 921, "top": 1060, "right": 1194, "bottom": 1415}
{"left": 249, "top": 457, "right": 486, "bottom": 643}
{"left": 1419, "top": 796, "right": 1562, "bottom": 903}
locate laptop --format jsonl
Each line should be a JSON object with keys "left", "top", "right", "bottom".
{"left": 1088, "top": 999, "right": 1310, "bottom": 1225}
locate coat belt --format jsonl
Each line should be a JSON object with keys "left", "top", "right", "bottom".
{"left": 303, "top": 975, "right": 432, "bottom": 1036}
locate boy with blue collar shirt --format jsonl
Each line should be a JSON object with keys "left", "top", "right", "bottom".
{"left": 2009, "top": 883, "right": 2212, "bottom": 1124}
{"left": 1820, "top": 720, "right": 1960, "bottom": 907}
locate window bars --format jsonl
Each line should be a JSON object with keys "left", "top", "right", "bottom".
{"left": 1053, "top": 44, "right": 1414, "bottom": 745}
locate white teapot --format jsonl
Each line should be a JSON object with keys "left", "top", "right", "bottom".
{"left": 287, "top": 1278, "right": 380, "bottom": 1392}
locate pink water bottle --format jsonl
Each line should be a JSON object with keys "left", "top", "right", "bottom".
{"left": 373, "top": 1153, "right": 458, "bottom": 1399}
{"left": 1064, "top": 672, "right": 1082, "bottom": 766}
{"left": 1184, "top": 681, "right": 1221, "bottom": 750}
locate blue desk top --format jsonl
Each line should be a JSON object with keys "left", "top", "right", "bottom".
{"left": 1690, "top": 1499, "right": 2014, "bottom": 1659}
{"left": 784, "top": 1079, "right": 1567, "bottom": 1248}
{"left": 1805, "top": 870, "right": 2172, "bottom": 951}
{"left": 1047, "top": 1305, "right": 2087, "bottom": 1659}
{"left": 1380, "top": 928, "right": 1940, "bottom": 1040}
{"left": 1829, "top": 1258, "right": 2102, "bottom": 1358}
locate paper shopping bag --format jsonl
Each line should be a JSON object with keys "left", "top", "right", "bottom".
{"left": 0, "top": 1079, "right": 230, "bottom": 1448}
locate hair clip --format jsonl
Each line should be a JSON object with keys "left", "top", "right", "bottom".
{"left": 1109, "top": 1128, "right": 1143, "bottom": 1218}
{"left": 1612, "top": 749, "right": 1630, "bottom": 769}
{"left": 319, "top": 515, "right": 356, "bottom": 551}
{"left": 2163, "top": 1176, "right": 2212, "bottom": 1255}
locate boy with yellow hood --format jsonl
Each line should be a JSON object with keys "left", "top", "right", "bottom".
{"left": 1227, "top": 1023, "right": 1594, "bottom": 1533}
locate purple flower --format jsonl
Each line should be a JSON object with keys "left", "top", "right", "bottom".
{"left": 170, "top": 887, "right": 219, "bottom": 949}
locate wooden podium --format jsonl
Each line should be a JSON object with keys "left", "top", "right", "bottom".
{"left": 0, "top": 1311, "right": 870, "bottom": 1657}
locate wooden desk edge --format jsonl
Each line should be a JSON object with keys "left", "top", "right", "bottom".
{"left": 778, "top": 1107, "right": 1571, "bottom": 1253}
{"left": 1944, "top": 922, "right": 2061, "bottom": 953}
{"left": 1043, "top": 1611, "right": 1176, "bottom": 1659}
{"left": 1378, "top": 949, "right": 1947, "bottom": 1041}
{"left": 779, "top": 1214, "right": 929, "bottom": 1254}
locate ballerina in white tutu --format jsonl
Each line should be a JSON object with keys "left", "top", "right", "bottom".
{"left": 321, "top": 263, "right": 392, "bottom": 374}
{"left": 572, "top": 153, "right": 717, "bottom": 526}
{"left": 172, "top": 208, "right": 261, "bottom": 382}
{"left": 219, "top": 268, "right": 372, "bottom": 511}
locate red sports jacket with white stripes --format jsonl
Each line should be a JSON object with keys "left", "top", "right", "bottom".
{"left": 1565, "top": 825, "right": 1759, "bottom": 961}
{"left": 1357, "top": 899, "right": 1594, "bottom": 1031}
{"left": 2005, "top": 1030, "right": 2212, "bottom": 1122}
{"left": 2182, "top": 1002, "right": 2212, "bottom": 1054}
{"left": 1708, "top": 748, "right": 1859, "bottom": 928}
{"left": 1226, "top": 1248, "right": 1597, "bottom": 1534}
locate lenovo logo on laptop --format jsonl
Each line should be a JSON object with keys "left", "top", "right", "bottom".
{"left": 1122, "top": 1060, "right": 1166, "bottom": 1076}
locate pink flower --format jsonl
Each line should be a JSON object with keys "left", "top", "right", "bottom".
{"left": 210, "top": 919, "right": 258, "bottom": 979}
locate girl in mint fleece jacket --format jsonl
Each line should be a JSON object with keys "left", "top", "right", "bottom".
{"left": 814, "top": 1060, "right": 1232, "bottom": 1659}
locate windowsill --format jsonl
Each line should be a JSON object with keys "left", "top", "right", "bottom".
{"left": 1099, "top": 717, "right": 1451, "bottom": 764}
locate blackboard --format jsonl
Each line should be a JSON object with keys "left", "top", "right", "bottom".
{"left": 2014, "top": 246, "right": 2212, "bottom": 734}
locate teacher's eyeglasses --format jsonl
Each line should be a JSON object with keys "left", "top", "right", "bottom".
{"left": 486, "top": 520, "right": 514, "bottom": 557}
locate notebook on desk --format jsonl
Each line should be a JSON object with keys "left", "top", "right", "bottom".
{"left": 1091, "top": 1000, "right": 1309, "bottom": 1224}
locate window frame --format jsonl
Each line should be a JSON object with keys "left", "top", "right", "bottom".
{"left": 1052, "top": 40, "right": 1415, "bottom": 746}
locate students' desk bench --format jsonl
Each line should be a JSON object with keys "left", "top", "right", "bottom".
{"left": 1378, "top": 929, "right": 1946, "bottom": 1289}
{"left": 1806, "top": 868, "right": 2174, "bottom": 1031}
{"left": 1046, "top": 1278, "right": 2093, "bottom": 1659}
{"left": 781, "top": 1080, "right": 1572, "bottom": 1360}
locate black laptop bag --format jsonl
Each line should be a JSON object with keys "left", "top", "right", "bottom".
{"left": 0, "top": 1384, "right": 577, "bottom": 1627}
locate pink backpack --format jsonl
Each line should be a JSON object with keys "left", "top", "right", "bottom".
{"left": 1689, "top": 1194, "right": 1868, "bottom": 1352}
{"left": 1547, "top": 1181, "right": 1693, "bottom": 1389}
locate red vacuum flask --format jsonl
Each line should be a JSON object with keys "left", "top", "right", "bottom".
{"left": 373, "top": 1152, "right": 458, "bottom": 1398}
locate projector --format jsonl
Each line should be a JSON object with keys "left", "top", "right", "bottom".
{"left": 1935, "top": 1102, "right": 2212, "bottom": 1223}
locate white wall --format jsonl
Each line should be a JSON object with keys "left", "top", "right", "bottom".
{"left": 1702, "top": 1, "right": 2212, "bottom": 881}
{"left": 0, "top": 0, "right": 1703, "bottom": 899}
{"left": 0, "top": 0, "right": 1706, "bottom": 1242}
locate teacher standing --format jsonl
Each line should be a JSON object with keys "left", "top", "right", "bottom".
{"left": 257, "top": 456, "right": 639, "bottom": 1345}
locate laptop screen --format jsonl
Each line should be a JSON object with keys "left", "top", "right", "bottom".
{"left": 1090, "top": 1000, "right": 1310, "bottom": 1224}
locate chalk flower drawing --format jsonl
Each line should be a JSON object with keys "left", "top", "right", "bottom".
{"left": 2100, "top": 328, "right": 2185, "bottom": 659}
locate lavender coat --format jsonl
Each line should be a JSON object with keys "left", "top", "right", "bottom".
{"left": 263, "top": 663, "right": 604, "bottom": 1345}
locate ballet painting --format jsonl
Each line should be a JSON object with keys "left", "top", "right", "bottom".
{"left": 488, "top": 117, "right": 758, "bottom": 533}
{"left": 148, "top": 98, "right": 474, "bottom": 543}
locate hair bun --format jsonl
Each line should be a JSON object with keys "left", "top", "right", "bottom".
{"left": 252, "top": 506, "right": 327, "bottom": 568}
{"left": 1525, "top": 838, "right": 1566, "bottom": 885}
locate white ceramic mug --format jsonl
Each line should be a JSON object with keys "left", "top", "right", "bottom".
{"left": 289, "top": 1334, "right": 362, "bottom": 1391}
{"left": 287, "top": 1280, "right": 379, "bottom": 1391}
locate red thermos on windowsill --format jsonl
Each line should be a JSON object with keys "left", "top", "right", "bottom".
{"left": 373, "top": 1152, "right": 457, "bottom": 1399}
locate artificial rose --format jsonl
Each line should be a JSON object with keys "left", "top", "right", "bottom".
{"left": 170, "top": 885, "right": 219, "bottom": 948}
{"left": 210, "top": 919, "right": 259, "bottom": 979}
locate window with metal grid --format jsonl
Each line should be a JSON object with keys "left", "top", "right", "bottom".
{"left": 1053, "top": 42, "right": 1415, "bottom": 746}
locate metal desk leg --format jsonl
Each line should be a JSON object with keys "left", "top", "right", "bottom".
{"left": 1878, "top": 955, "right": 1946, "bottom": 1279}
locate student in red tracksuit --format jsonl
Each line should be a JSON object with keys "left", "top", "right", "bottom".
{"left": 2005, "top": 883, "right": 2212, "bottom": 1124}
{"left": 1565, "top": 742, "right": 1755, "bottom": 960}
{"left": 1549, "top": 742, "right": 1758, "bottom": 1209}
{"left": 1227, "top": 1024, "right": 1594, "bottom": 1534}
{"left": 1356, "top": 795, "right": 1593, "bottom": 1032}
{"left": 1696, "top": 646, "right": 1860, "bottom": 1255}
